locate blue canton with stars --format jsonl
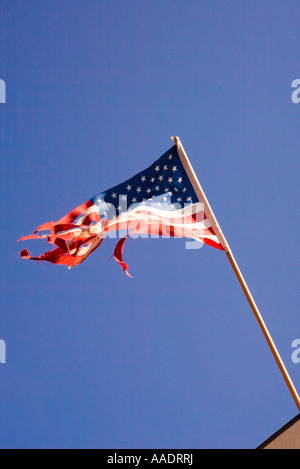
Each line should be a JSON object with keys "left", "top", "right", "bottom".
{"left": 90, "top": 145, "right": 197, "bottom": 220}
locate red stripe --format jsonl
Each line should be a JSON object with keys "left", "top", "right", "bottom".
{"left": 114, "top": 235, "right": 133, "bottom": 278}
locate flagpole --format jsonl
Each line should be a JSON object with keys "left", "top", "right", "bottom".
{"left": 172, "top": 136, "right": 300, "bottom": 413}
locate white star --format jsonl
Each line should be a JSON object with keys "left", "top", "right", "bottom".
{"left": 178, "top": 177, "right": 183, "bottom": 183}
{"left": 186, "top": 197, "right": 192, "bottom": 202}
{"left": 117, "top": 205, "right": 122, "bottom": 212}
{"left": 141, "top": 176, "right": 146, "bottom": 182}
{"left": 157, "top": 202, "right": 162, "bottom": 207}
{"left": 132, "top": 197, "right": 137, "bottom": 203}
{"left": 174, "top": 187, "right": 178, "bottom": 192}
{"left": 158, "top": 175, "right": 164, "bottom": 181}
{"left": 177, "top": 197, "right": 182, "bottom": 202}
{"left": 168, "top": 154, "right": 173, "bottom": 160}
{"left": 182, "top": 187, "right": 187, "bottom": 193}
{"left": 121, "top": 195, "right": 127, "bottom": 201}
{"left": 164, "top": 188, "right": 169, "bottom": 192}
{"left": 146, "top": 188, "right": 152, "bottom": 194}
{"left": 172, "top": 166, "right": 177, "bottom": 172}
{"left": 111, "top": 193, "right": 117, "bottom": 199}
{"left": 163, "top": 196, "right": 168, "bottom": 202}
{"left": 163, "top": 165, "right": 168, "bottom": 171}
{"left": 96, "top": 198, "right": 103, "bottom": 204}
{"left": 155, "top": 186, "right": 160, "bottom": 191}
{"left": 155, "top": 165, "right": 160, "bottom": 172}
{"left": 126, "top": 184, "right": 132, "bottom": 191}
{"left": 151, "top": 177, "right": 155, "bottom": 183}
{"left": 136, "top": 187, "right": 142, "bottom": 193}
{"left": 168, "top": 177, "right": 173, "bottom": 183}
{"left": 103, "top": 211, "right": 108, "bottom": 216}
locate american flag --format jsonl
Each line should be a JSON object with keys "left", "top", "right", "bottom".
{"left": 19, "top": 143, "right": 224, "bottom": 276}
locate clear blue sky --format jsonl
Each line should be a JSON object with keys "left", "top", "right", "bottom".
{"left": 0, "top": 0, "right": 299, "bottom": 449}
